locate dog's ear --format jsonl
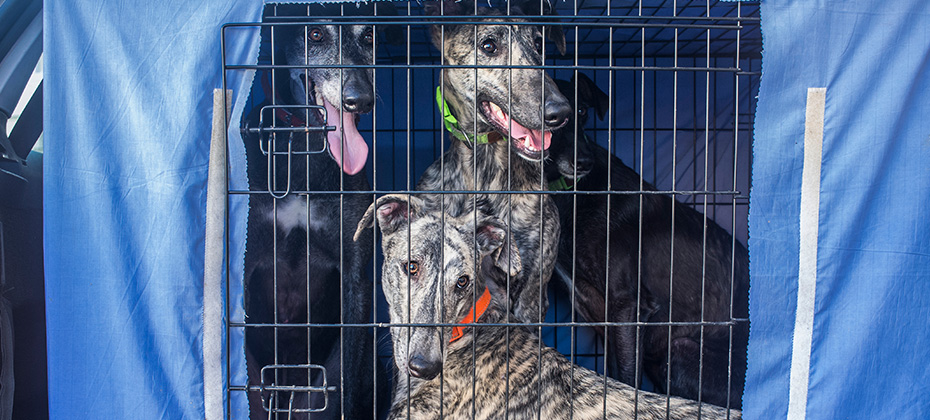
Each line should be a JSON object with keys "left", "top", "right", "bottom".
{"left": 424, "top": 0, "right": 473, "bottom": 16}
{"left": 494, "top": 235, "right": 522, "bottom": 277}
{"left": 546, "top": 27, "right": 567, "bottom": 56}
{"left": 373, "top": 2, "right": 404, "bottom": 46}
{"left": 380, "top": 26, "right": 405, "bottom": 46}
{"left": 511, "top": 0, "right": 566, "bottom": 55}
{"left": 423, "top": 1, "right": 441, "bottom": 16}
{"left": 474, "top": 218, "right": 505, "bottom": 257}
{"left": 540, "top": 0, "right": 567, "bottom": 59}
{"left": 494, "top": 233, "right": 522, "bottom": 277}
{"left": 425, "top": 0, "right": 472, "bottom": 51}
{"left": 473, "top": 218, "right": 522, "bottom": 277}
{"left": 574, "top": 73, "right": 610, "bottom": 120}
{"left": 354, "top": 194, "right": 421, "bottom": 241}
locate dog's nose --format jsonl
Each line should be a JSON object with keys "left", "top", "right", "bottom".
{"left": 544, "top": 99, "right": 572, "bottom": 129}
{"left": 342, "top": 88, "right": 374, "bottom": 114}
{"left": 573, "top": 146, "right": 595, "bottom": 177}
{"left": 407, "top": 355, "right": 442, "bottom": 380}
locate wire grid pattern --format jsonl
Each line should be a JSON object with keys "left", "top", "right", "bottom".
{"left": 222, "top": 0, "right": 760, "bottom": 418}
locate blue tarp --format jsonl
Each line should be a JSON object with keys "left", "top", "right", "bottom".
{"left": 747, "top": 1, "right": 930, "bottom": 418}
{"left": 44, "top": 1, "right": 259, "bottom": 418}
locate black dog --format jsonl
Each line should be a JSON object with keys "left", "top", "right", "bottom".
{"left": 241, "top": 4, "right": 395, "bottom": 418}
{"left": 546, "top": 73, "right": 749, "bottom": 409}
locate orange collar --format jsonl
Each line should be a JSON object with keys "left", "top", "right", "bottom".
{"left": 449, "top": 287, "right": 492, "bottom": 343}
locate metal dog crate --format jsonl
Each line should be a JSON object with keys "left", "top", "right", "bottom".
{"left": 222, "top": 0, "right": 760, "bottom": 418}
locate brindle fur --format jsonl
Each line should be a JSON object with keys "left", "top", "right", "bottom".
{"left": 356, "top": 194, "right": 741, "bottom": 420}
{"left": 417, "top": 0, "right": 569, "bottom": 323}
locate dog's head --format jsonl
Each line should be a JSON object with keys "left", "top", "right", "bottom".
{"left": 283, "top": 3, "right": 398, "bottom": 175}
{"left": 546, "top": 73, "right": 610, "bottom": 184}
{"left": 355, "top": 194, "right": 521, "bottom": 381}
{"left": 425, "top": 0, "right": 571, "bottom": 162}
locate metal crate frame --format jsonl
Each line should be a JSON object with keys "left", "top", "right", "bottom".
{"left": 221, "top": 1, "right": 760, "bottom": 418}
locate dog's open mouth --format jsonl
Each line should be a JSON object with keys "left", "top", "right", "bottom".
{"left": 301, "top": 76, "right": 368, "bottom": 176}
{"left": 481, "top": 101, "right": 552, "bottom": 161}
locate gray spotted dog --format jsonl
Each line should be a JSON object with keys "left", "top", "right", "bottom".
{"left": 415, "top": 0, "right": 572, "bottom": 324}
{"left": 355, "top": 194, "right": 742, "bottom": 420}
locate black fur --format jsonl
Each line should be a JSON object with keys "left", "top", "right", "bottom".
{"left": 241, "top": 4, "right": 397, "bottom": 418}
{"left": 546, "top": 74, "right": 749, "bottom": 409}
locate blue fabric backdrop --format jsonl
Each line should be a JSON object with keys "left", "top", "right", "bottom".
{"left": 44, "top": 1, "right": 259, "bottom": 418}
{"left": 747, "top": 1, "right": 930, "bottom": 418}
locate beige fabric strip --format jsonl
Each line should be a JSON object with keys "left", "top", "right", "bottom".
{"left": 788, "top": 87, "right": 826, "bottom": 420}
{"left": 205, "top": 88, "right": 232, "bottom": 420}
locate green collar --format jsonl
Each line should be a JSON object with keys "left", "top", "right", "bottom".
{"left": 436, "top": 86, "right": 496, "bottom": 144}
{"left": 549, "top": 133, "right": 593, "bottom": 190}
{"left": 549, "top": 175, "right": 574, "bottom": 191}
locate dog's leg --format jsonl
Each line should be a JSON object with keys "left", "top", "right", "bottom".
{"left": 332, "top": 203, "right": 381, "bottom": 419}
{"left": 662, "top": 329, "right": 744, "bottom": 409}
{"left": 606, "top": 304, "right": 644, "bottom": 388}
{"left": 510, "top": 197, "right": 560, "bottom": 323}
{"left": 338, "top": 277, "right": 382, "bottom": 418}
{"left": 301, "top": 342, "right": 339, "bottom": 420}
{"left": 301, "top": 328, "right": 374, "bottom": 420}
{"left": 512, "top": 271, "right": 550, "bottom": 324}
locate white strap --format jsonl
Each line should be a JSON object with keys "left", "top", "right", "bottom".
{"left": 204, "top": 88, "right": 232, "bottom": 420}
{"left": 788, "top": 87, "right": 826, "bottom": 420}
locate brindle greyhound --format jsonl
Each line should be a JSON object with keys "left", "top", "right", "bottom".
{"left": 355, "top": 194, "right": 742, "bottom": 420}
{"left": 415, "top": 0, "right": 571, "bottom": 324}
{"left": 241, "top": 4, "right": 395, "bottom": 418}
{"left": 545, "top": 74, "right": 749, "bottom": 409}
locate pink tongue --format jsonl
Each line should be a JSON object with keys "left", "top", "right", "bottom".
{"left": 323, "top": 99, "right": 369, "bottom": 175}
{"left": 507, "top": 119, "right": 552, "bottom": 151}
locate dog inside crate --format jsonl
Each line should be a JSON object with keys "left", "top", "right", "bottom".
{"left": 231, "top": 0, "right": 758, "bottom": 418}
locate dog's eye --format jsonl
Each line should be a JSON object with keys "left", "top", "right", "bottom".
{"left": 455, "top": 275, "right": 470, "bottom": 289}
{"left": 578, "top": 107, "right": 588, "bottom": 117}
{"left": 308, "top": 28, "right": 324, "bottom": 42}
{"left": 363, "top": 29, "right": 374, "bottom": 44}
{"left": 481, "top": 38, "right": 497, "bottom": 54}
{"left": 403, "top": 261, "right": 420, "bottom": 276}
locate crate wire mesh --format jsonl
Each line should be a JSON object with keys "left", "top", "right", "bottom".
{"left": 222, "top": 0, "right": 760, "bottom": 418}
